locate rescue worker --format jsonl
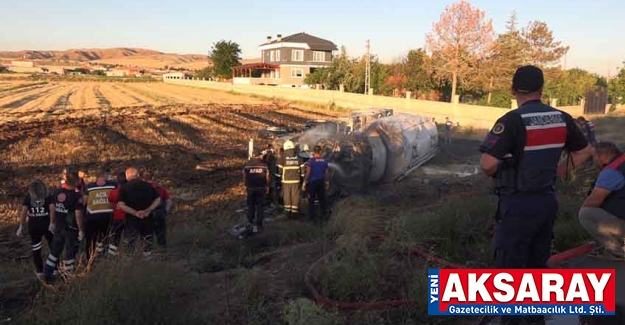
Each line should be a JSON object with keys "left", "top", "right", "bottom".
{"left": 44, "top": 169, "right": 85, "bottom": 280}
{"left": 16, "top": 180, "right": 54, "bottom": 278}
{"left": 243, "top": 149, "right": 270, "bottom": 233}
{"left": 139, "top": 167, "right": 172, "bottom": 249}
{"left": 117, "top": 167, "right": 161, "bottom": 258}
{"left": 303, "top": 145, "right": 331, "bottom": 222}
{"left": 277, "top": 140, "right": 303, "bottom": 218}
{"left": 444, "top": 117, "right": 454, "bottom": 144}
{"left": 262, "top": 144, "right": 278, "bottom": 206}
{"left": 479, "top": 65, "right": 592, "bottom": 325}
{"left": 107, "top": 171, "right": 127, "bottom": 257}
{"left": 577, "top": 116, "right": 597, "bottom": 147}
{"left": 61, "top": 167, "right": 86, "bottom": 193}
{"left": 84, "top": 168, "right": 117, "bottom": 261}
{"left": 579, "top": 142, "right": 625, "bottom": 260}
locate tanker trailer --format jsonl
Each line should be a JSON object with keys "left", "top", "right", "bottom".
{"left": 361, "top": 113, "right": 438, "bottom": 183}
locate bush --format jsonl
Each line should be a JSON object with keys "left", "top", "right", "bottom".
{"left": 282, "top": 298, "right": 341, "bottom": 325}
{"left": 18, "top": 259, "right": 206, "bottom": 325}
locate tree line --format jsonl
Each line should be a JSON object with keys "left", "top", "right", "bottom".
{"left": 201, "top": 1, "right": 624, "bottom": 109}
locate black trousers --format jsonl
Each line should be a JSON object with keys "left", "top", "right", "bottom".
{"left": 44, "top": 227, "right": 79, "bottom": 276}
{"left": 247, "top": 188, "right": 265, "bottom": 227}
{"left": 307, "top": 180, "right": 327, "bottom": 220}
{"left": 108, "top": 219, "right": 124, "bottom": 256}
{"left": 126, "top": 215, "right": 154, "bottom": 256}
{"left": 28, "top": 218, "right": 53, "bottom": 273}
{"left": 153, "top": 213, "right": 167, "bottom": 248}
{"left": 85, "top": 213, "right": 111, "bottom": 261}
{"left": 494, "top": 192, "right": 557, "bottom": 325}
{"left": 282, "top": 183, "right": 300, "bottom": 214}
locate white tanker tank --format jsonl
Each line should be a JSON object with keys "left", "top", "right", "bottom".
{"left": 270, "top": 112, "right": 438, "bottom": 190}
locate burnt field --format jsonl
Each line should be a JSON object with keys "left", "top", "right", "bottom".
{"left": 0, "top": 84, "right": 604, "bottom": 325}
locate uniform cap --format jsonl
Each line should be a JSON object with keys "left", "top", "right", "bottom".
{"left": 512, "top": 65, "right": 544, "bottom": 94}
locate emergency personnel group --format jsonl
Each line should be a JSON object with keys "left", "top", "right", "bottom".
{"left": 243, "top": 140, "right": 330, "bottom": 234}
{"left": 16, "top": 166, "right": 172, "bottom": 281}
{"left": 479, "top": 65, "right": 619, "bottom": 325}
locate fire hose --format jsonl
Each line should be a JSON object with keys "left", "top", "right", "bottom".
{"left": 303, "top": 189, "right": 597, "bottom": 324}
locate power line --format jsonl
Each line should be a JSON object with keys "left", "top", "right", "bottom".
{"left": 365, "top": 39, "right": 371, "bottom": 95}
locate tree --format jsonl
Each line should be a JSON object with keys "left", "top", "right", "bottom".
{"left": 194, "top": 66, "right": 214, "bottom": 80}
{"left": 208, "top": 40, "right": 241, "bottom": 80}
{"left": 609, "top": 64, "right": 625, "bottom": 105}
{"left": 426, "top": 0, "right": 495, "bottom": 102}
{"left": 522, "top": 21, "right": 569, "bottom": 67}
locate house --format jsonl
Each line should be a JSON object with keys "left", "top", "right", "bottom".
{"left": 232, "top": 32, "right": 338, "bottom": 87}
{"left": 106, "top": 66, "right": 141, "bottom": 77}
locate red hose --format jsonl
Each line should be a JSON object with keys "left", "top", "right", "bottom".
{"left": 304, "top": 190, "right": 597, "bottom": 319}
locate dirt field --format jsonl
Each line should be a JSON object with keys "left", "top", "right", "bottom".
{"left": 0, "top": 82, "right": 615, "bottom": 325}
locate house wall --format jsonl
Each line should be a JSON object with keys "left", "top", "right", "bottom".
{"left": 163, "top": 78, "right": 599, "bottom": 130}
{"left": 278, "top": 66, "right": 310, "bottom": 86}
{"left": 11, "top": 61, "right": 35, "bottom": 68}
{"left": 262, "top": 47, "right": 332, "bottom": 66}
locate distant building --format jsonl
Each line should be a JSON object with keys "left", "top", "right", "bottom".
{"left": 11, "top": 60, "right": 34, "bottom": 68}
{"left": 232, "top": 32, "right": 338, "bottom": 87}
{"left": 106, "top": 66, "right": 141, "bottom": 77}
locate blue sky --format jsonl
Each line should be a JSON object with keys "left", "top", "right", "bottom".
{"left": 1, "top": 0, "right": 623, "bottom": 75}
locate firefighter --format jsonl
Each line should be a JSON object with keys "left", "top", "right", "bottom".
{"left": 277, "top": 140, "right": 303, "bottom": 218}
{"left": 44, "top": 169, "right": 85, "bottom": 280}
{"left": 84, "top": 168, "right": 117, "bottom": 261}
{"left": 479, "top": 65, "right": 592, "bottom": 325}
{"left": 303, "top": 145, "right": 331, "bottom": 222}
{"left": 16, "top": 180, "right": 54, "bottom": 278}
{"left": 243, "top": 149, "right": 270, "bottom": 233}
{"left": 577, "top": 116, "right": 597, "bottom": 147}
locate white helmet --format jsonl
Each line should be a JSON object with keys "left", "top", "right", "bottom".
{"left": 283, "top": 140, "right": 295, "bottom": 150}
{"left": 300, "top": 143, "right": 309, "bottom": 152}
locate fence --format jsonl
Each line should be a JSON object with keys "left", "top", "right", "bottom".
{"left": 163, "top": 77, "right": 589, "bottom": 130}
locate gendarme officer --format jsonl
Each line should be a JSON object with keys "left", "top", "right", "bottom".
{"left": 479, "top": 65, "right": 592, "bottom": 325}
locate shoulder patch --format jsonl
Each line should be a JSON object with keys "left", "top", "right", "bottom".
{"left": 492, "top": 123, "right": 505, "bottom": 135}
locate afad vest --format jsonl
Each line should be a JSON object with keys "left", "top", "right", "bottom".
{"left": 600, "top": 155, "right": 625, "bottom": 220}
{"left": 244, "top": 158, "right": 268, "bottom": 189}
{"left": 278, "top": 151, "right": 302, "bottom": 184}
{"left": 496, "top": 101, "right": 567, "bottom": 196}
{"left": 86, "top": 179, "right": 116, "bottom": 214}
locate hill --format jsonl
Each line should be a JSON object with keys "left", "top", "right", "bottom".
{"left": 0, "top": 47, "right": 211, "bottom": 70}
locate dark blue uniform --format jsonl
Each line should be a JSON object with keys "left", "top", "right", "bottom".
{"left": 480, "top": 100, "right": 588, "bottom": 268}
{"left": 306, "top": 156, "right": 329, "bottom": 220}
{"left": 244, "top": 158, "right": 268, "bottom": 228}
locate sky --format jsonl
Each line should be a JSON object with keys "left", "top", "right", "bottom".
{"left": 1, "top": 0, "right": 624, "bottom": 76}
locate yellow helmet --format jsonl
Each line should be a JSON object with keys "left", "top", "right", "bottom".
{"left": 300, "top": 143, "right": 310, "bottom": 152}
{"left": 283, "top": 140, "right": 295, "bottom": 150}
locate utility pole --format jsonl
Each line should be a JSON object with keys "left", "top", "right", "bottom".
{"left": 365, "top": 39, "right": 371, "bottom": 95}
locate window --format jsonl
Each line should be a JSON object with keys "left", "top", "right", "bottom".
{"left": 269, "top": 51, "right": 275, "bottom": 62}
{"left": 290, "top": 68, "right": 304, "bottom": 78}
{"left": 313, "top": 51, "right": 326, "bottom": 62}
{"left": 274, "top": 50, "right": 280, "bottom": 62}
{"left": 292, "top": 49, "right": 304, "bottom": 61}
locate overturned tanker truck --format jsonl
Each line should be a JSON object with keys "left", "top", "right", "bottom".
{"left": 272, "top": 110, "right": 439, "bottom": 192}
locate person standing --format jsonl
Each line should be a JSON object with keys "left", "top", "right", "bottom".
{"left": 444, "top": 117, "right": 454, "bottom": 144}
{"left": 16, "top": 180, "right": 54, "bottom": 278}
{"left": 262, "top": 144, "right": 278, "bottom": 206}
{"left": 117, "top": 167, "right": 161, "bottom": 258}
{"left": 479, "top": 65, "right": 592, "bottom": 325}
{"left": 578, "top": 142, "right": 625, "bottom": 260}
{"left": 277, "top": 140, "right": 303, "bottom": 218}
{"left": 577, "top": 116, "right": 597, "bottom": 147}
{"left": 139, "top": 167, "right": 172, "bottom": 249}
{"left": 107, "top": 171, "right": 127, "bottom": 257}
{"left": 44, "top": 169, "right": 85, "bottom": 279}
{"left": 84, "top": 168, "right": 117, "bottom": 261}
{"left": 303, "top": 145, "right": 330, "bottom": 222}
{"left": 243, "top": 149, "right": 269, "bottom": 234}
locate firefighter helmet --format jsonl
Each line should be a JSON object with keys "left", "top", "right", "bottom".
{"left": 283, "top": 140, "right": 295, "bottom": 150}
{"left": 300, "top": 143, "right": 310, "bottom": 152}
